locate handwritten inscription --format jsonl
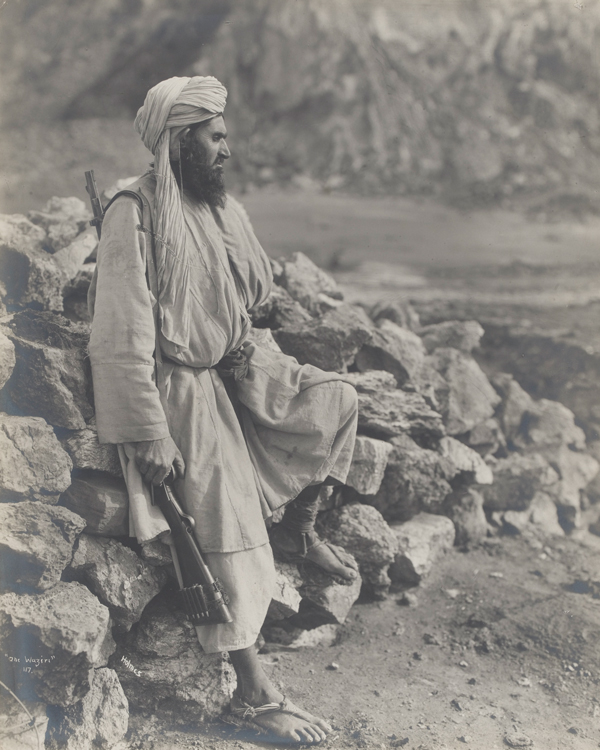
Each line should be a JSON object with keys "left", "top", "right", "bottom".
{"left": 121, "top": 655, "right": 141, "bottom": 677}
{"left": 3, "top": 653, "right": 55, "bottom": 673}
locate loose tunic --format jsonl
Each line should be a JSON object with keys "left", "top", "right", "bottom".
{"left": 88, "top": 172, "right": 357, "bottom": 650}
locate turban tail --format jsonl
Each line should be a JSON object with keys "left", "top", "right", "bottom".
{"left": 134, "top": 76, "right": 227, "bottom": 349}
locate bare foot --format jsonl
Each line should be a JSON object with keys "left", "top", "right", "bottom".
{"left": 231, "top": 691, "right": 332, "bottom": 744}
{"left": 270, "top": 525, "right": 359, "bottom": 582}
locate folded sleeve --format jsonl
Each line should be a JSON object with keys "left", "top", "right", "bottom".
{"left": 88, "top": 197, "right": 171, "bottom": 444}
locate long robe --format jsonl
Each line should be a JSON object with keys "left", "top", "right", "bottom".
{"left": 88, "top": 172, "right": 357, "bottom": 650}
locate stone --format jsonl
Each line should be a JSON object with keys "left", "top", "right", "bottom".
{"left": 370, "top": 300, "right": 420, "bottom": 332}
{"left": 62, "top": 423, "right": 122, "bottom": 478}
{"left": 277, "top": 251, "right": 343, "bottom": 315}
{"left": 480, "top": 453, "right": 559, "bottom": 512}
{"left": 28, "top": 197, "right": 91, "bottom": 254}
{"left": 293, "top": 564, "right": 362, "bottom": 628}
{"left": 61, "top": 471, "right": 129, "bottom": 536}
{"left": 369, "top": 435, "right": 453, "bottom": 522}
{"left": 6, "top": 311, "right": 93, "bottom": 429}
{"left": 250, "top": 285, "right": 312, "bottom": 329}
{"left": 491, "top": 372, "right": 535, "bottom": 443}
{"left": 0, "top": 329, "right": 16, "bottom": 390}
{"left": 501, "top": 509, "right": 532, "bottom": 534}
{"left": 428, "top": 348, "right": 500, "bottom": 435}
{"left": 245, "top": 326, "right": 283, "bottom": 353}
{"left": 0, "top": 502, "right": 85, "bottom": 593}
{"left": 514, "top": 398, "right": 586, "bottom": 452}
{"left": 345, "top": 436, "right": 393, "bottom": 496}
{"left": 0, "top": 582, "right": 115, "bottom": 706}
{"left": 0, "top": 215, "right": 66, "bottom": 311}
{"left": 317, "top": 504, "right": 397, "bottom": 597}
{"left": 462, "top": 418, "right": 506, "bottom": 458}
{"left": 546, "top": 445, "right": 598, "bottom": 529}
{"left": 389, "top": 513, "right": 456, "bottom": 585}
{"left": 46, "top": 668, "right": 128, "bottom": 750}
{"left": 267, "top": 562, "right": 303, "bottom": 621}
{"left": 68, "top": 535, "right": 169, "bottom": 632}
{"left": 52, "top": 232, "right": 98, "bottom": 295}
{"left": 528, "top": 492, "right": 565, "bottom": 536}
{"left": 355, "top": 318, "right": 426, "bottom": 386}
{"left": 419, "top": 320, "right": 484, "bottom": 354}
{"left": 357, "top": 389, "right": 445, "bottom": 444}
{"left": 274, "top": 305, "right": 372, "bottom": 372}
{"left": 341, "top": 369, "right": 397, "bottom": 393}
{"left": 438, "top": 436, "right": 494, "bottom": 485}
{"left": 0, "top": 413, "right": 73, "bottom": 502}
{"left": 62, "top": 264, "right": 95, "bottom": 323}
{"left": 442, "top": 489, "right": 488, "bottom": 547}
{"left": 0, "top": 698, "right": 48, "bottom": 750}
{"left": 139, "top": 540, "right": 173, "bottom": 567}
{"left": 112, "top": 594, "right": 235, "bottom": 723}
{"left": 286, "top": 624, "right": 338, "bottom": 649}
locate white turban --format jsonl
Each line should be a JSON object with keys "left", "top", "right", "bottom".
{"left": 133, "top": 76, "right": 228, "bottom": 348}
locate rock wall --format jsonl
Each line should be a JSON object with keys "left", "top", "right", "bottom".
{"left": 1, "top": 191, "right": 599, "bottom": 746}
{"left": 2, "top": 0, "right": 599, "bottom": 214}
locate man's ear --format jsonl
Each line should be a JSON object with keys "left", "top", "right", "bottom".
{"left": 169, "top": 127, "right": 191, "bottom": 161}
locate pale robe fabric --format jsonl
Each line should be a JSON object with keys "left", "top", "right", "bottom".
{"left": 88, "top": 172, "right": 358, "bottom": 651}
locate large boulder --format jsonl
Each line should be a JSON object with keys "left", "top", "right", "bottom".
{"left": 276, "top": 251, "right": 343, "bottom": 315}
{"left": 513, "top": 398, "right": 587, "bottom": 453}
{"left": 267, "top": 562, "right": 303, "bottom": 621}
{"left": 67, "top": 535, "right": 169, "bottom": 632}
{"left": 0, "top": 329, "right": 16, "bottom": 390}
{"left": 480, "top": 453, "right": 559, "bottom": 512}
{"left": 491, "top": 372, "right": 536, "bottom": 443}
{"left": 0, "top": 413, "right": 73, "bottom": 502}
{"left": 62, "top": 423, "right": 122, "bottom": 478}
{"left": 370, "top": 300, "right": 421, "bottom": 332}
{"left": 419, "top": 320, "right": 484, "bottom": 354}
{"left": 27, "top": 197, "right": 91, "bottom": 254}
{"left": 442, "top": 488, "right": 488, "bottom": 547}
{"left": 61, "top": 472, "right": 129, "bottom": 536}
{"left": 438, "top": 436, "right": 494, "bottom": 486}
{"left": 0, "top": 502, "right": 85, "bottom": 593}
{"left": 546, "top": 445, "right": 599, "bottom": 529}
{"left": 341, "top": 369, "right": 397, "bottom": 394}
{"left": 6, "top": 311, "right": 93, "bottom": 429}
{"left": 46, "top": 667, "right": 128, "bottom": 750}
{"left": 369, "top": 435, "right": 453, "bottom": 522}
{"left": 357, "top": 389, "right": 445, "bottom": 444}
{"left": 345, "top": 435, "right": 393, "bottom": 496}
{"left": 318, "top": 503, "right": 397, "bottom": 597}
{"left": 0, "top": 582, "right": 115, "bottom": 706}
{"left": 273, "top": 305, "right": 372, "bottom": 372}
{"left": 355, "top": 319, "right": 425, "bottom": 386}
{"left": 428, "top": 348, "right": 500, "bottom": 435}
{"left": 112, "top": 594, "right": 235, "bottom": 723}
{"left": 461, "top": 418, "right": 506, "bottom": 458}
{"left": 250, "top": 284, "right": 312, "bottom": 329}
{"left": 0, "top": 214, "right": 66, "bottom": 311}
{"left": 293, "top": 565, "right": 362, "bottom": 629}
{"left": 389, "top": 513, "right": 456, "bottom": 586}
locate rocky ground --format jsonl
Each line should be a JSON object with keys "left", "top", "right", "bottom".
{"left": 1, "top": 189, "right": 600, "bottom": 749}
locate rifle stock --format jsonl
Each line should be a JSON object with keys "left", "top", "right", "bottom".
{"left": 152, "top": 478, "right": 233, "bottom": 626}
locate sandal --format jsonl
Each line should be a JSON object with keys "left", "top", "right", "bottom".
{"left": 228, "top": 692, "right": 329, "bottom": 743}
{"left": 269, "top": 525, "right": 358, "bottom": 583}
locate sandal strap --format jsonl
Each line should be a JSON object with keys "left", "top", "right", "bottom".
{"left": 231, "top": 694, "right": 289, "bottom": 720}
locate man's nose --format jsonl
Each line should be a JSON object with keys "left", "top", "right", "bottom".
{"left": 219, "top": 140, "right": 231, "bottom": 159}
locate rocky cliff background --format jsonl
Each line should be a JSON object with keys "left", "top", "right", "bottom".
{"left": 1, "top": 0, "right": 599, "bottom": 215}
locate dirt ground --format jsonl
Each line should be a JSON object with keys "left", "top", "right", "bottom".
{"left": 126, "top": 519, "right": 600, "bottom": 750}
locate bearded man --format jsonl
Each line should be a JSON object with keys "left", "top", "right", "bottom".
{"left": 88, "top": 76, "right": 358, "bottom": 744}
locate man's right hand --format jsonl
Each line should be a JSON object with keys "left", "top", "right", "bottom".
{"left": 131, "top": 436, "right": 185, "bottom": 486}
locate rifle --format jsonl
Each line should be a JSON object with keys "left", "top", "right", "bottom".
{"left": 84, "top": 170, "right": 104, "bottom": 239}
{"left": 151, "top": 474, "right": 232, "bottom": 626}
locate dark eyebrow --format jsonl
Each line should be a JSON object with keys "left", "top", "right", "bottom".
{"left": 213, "top": 130, "right": 228, "bottom": 138}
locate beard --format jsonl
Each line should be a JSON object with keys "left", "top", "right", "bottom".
{"left": 173, "top": 137, "right": 226, "bottom": 209}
